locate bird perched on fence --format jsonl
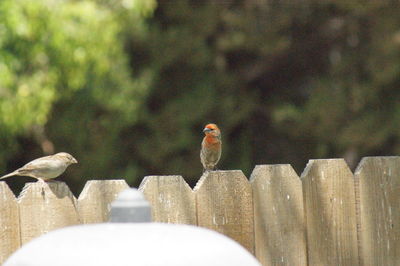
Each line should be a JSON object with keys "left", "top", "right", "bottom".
{"left": 0, "top": 152, "right": 78, "bottom": 183}
{"left": 200, "top": 123, "right": 222, "bottom": 171}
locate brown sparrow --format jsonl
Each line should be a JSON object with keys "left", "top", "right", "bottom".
{"left": 0, "top": 152, "right": 78, "bottom": 182}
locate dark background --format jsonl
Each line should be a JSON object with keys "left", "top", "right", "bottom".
{"left": 1, "top": 1, "right": 399, "bottom": 196}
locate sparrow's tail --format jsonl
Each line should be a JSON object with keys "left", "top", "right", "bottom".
{"left": 0, "top": 171, "right": 17, "bottom": 180}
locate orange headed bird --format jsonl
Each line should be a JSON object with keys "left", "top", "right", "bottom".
{"left": 200, "top": 123, "right": 222, "bottom": 171}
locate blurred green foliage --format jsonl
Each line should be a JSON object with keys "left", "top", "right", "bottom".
{"left": 1, "top": 0, "right": 399, "bottom": 194}
{"left": 0, "top": 0, "right": 156, "bottom": 193}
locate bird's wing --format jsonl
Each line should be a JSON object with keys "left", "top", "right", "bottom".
{"left": 21, "top": 157, "right": 60, "bottom": 171}
{"left": 0, "top": 156, "right": 54, "bottom": 179}
{"left": 24, "top": 155, "right": 54, "bottom": 166}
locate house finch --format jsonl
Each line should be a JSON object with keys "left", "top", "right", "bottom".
{"left": 200, "top": 123, "right": 222, "bottom": 171}
{"left": 0, "top": 152, "right": 78, "bottom": 182}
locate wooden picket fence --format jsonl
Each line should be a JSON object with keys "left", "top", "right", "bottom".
{"left": 0, "top": 156, "right": 399, "bottom": 265}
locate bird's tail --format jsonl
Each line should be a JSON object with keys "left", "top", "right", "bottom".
{"left": 0, "top": 171, "right": 17, "bottom": 180}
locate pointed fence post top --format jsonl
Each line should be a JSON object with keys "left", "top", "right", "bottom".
{"left": 194, "top": 170, "right": 248, "bottom": 191}
{"left": 17, "top": 181, "right": 75, "bottom": 202}
{"left": 109, "top": 188, "right": 151, "bottom": 223}
{"left": 355, "top": 156, "right": 400, "bottom": 175}
{"left": 301, "top": 158, "right": 353, "bottom": 180}
{"left": 249, "top": 164, "right": 300, "bottom": 184}
{"left": 0, "top": 181, "right": 17, "bottom": 200}
{"left": 139, "top": 175, "right": 192, "bottom": 191}
{"left": 78, "top": 179, "right": 129, "bottom": 199}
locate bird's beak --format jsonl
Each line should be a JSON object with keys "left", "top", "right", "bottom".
{"left": 203, "top": 128, "right": 212, "bottom": 133}
{"left": 72, "top": 158, "right": 78, "bottom": 164}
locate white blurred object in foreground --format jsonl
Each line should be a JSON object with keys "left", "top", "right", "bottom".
{"left": 4, "top": 223, "right": 260, "bottom": 266}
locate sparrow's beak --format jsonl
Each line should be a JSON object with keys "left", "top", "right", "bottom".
{"left": 203, "top": 128, "right": 212, "bottom": 133}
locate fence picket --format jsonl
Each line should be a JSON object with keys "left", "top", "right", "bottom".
{"left": 194, "top": 170, "right": 254, "bottom": 253}
{"left": 139, "top": 175, "right": 196, "bottom": 224}
{"left": 18, "top": 181, "right": 80, "bottom": 244}
{"left": 0, "top": 157, "right": 398, "bottom": 265}
{"left": 78, "top": 180, "right": 129, "bottom": 223}
{"left": 355, "top": 156, "right": 400, "bottom": 266}
{"left": 250, "top": 164, "right": 306, "bottom": 265}
{"left": 302, "top": 159, "right": 359, "bottom": 266}
{"left": 0, "top": 182, "right": 20, "bottom": 264}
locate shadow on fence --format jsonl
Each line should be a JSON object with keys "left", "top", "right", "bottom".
{"left": 0, "top": 156, "right": 399, "bottom": 266}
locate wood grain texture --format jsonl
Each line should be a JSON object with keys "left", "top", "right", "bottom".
{"left": 250, "top": 165, "right": 306, "bottom": 266}
{"left": 18, "top": 181, "right": 80, "bottom": 244}
{"left": 302, "top": 159, "right": 359, "bottom": 266}
{"left": 355, "top": 156, "right": 400, "bottom": 266}
{"left": 0, "top": 182, "right": 20, "bottom": 264}
{"left": 139, "top": 175, "right": 196, "bottom": 224}
{"left": 194, "top": 170, "right": 254, "bottom": 253}
{"left": 78, "top": 180, "right": 129, "bottom": 223}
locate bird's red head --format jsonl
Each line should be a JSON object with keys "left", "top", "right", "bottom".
{"left": 203, "top": 123, "right": 221, "bottom": 138}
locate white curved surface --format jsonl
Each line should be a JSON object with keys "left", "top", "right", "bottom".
{"left": 5, "top": 223, "right": 260, "bottom": 266}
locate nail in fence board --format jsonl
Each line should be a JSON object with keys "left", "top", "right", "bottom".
{"left": 250, "top": 165, "right": 306, "bottom": 266}
{"left": 139, "top": 175, "right": 196, "bottom": 224}
{"left": 302, "top": 159, "right": 359, "bottom": 266}
{"left": 355, "top": 157, "right": 400, "bottom": 266}
{"left": 78, "top": 180, "right": 129, "bottom": 223}
{"left": 194, "top": 170, "right": 254, "bottom": 253}
{"left": 18, "top": 181, "right": 80, "bottom": 244}
{"left": 0, "top": 182, "right": 20, "bottom": 264}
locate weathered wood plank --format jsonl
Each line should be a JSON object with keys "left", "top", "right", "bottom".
{"left": 355, "top": 156, "right": 400, "bottom": 266}
{"left": 250, "top": 165, "right": 306, "bottom": 266}
{"left": 139, "top": 175, "right": 196, "bottom": 224}
{"left": 194, "top": 170, "right": 254, "bottom": 253}
{"left": 78, "top": 180, "right": 129, "bottom": 223}
{"left": 302, "top": 159, "right": 359, "bottom": 266}
{"left": 18, "top": 181, "right": 80, "bottom": 244}
{"left": 0, "top": 182, "right": 20, "bottom": 264}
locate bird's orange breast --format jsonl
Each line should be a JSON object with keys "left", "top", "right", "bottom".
{"left": 203, "top": 136, "right": 221, "bottom": 149}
